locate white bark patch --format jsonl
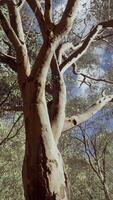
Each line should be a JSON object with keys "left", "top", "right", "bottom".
{"left": 37, "top": 97, "right": 67, "bottom": 199}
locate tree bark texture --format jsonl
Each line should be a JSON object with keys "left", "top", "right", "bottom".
{"left": 22, "top": 79, "right": 68, "bottom": 200}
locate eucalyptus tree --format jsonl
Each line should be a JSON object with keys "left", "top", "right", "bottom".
{"left": 1, "top": 0, "right": 113, "bottom": 200}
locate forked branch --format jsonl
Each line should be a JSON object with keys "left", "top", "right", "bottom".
{"left": 60, "top": 20, "right": 113, "bottom": 74}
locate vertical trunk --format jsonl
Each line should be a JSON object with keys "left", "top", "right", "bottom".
{"left": 22, "top": 81, "right": 68, "bottom": 200}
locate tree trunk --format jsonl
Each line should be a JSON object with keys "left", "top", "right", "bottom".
{"left": 22, "top": 81, "right": 68, "bottom": 200}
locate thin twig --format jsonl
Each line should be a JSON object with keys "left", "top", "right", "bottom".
{"left": 0, "top": 81, "right": 17, "bottom": 107}
{"left": 0, "top": 113, "right": 23, "bottom": 145}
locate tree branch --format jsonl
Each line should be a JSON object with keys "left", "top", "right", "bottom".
{"left": 79, "top": 126, "right": 106, "bottom": 181}
{"left": 30, "top": 37, "right": 59, "bottom": 78}
{"left": 55, "top": 0, "right": 78, "bottom": 36}
{"left": 49, "top": 54, "right": 66, "bottom": 143}
{"left": 59, "top": 20, "right": 113, "bottom": 74}
{"left": 0, "top": 113, "right": 23, "bottom": 145}
{"left": 63, "top": 94, "right": 113, "bottom": 132}
{"left": 79, "top": 127, "right": 112, "bottom": 199}
{"left": 0, "top": 52, "right": 17, "bottom": 72}
{"left": 7, "top": 123, "right": 23, "bottom": 141}
{"left": 44, "top": 0, "right": 53, "bottom": 24}
{"left": 0, "top": 81, "right": 16, "bottom": 107}
{"left": 56, "top": 42, "right": 75, "bottom": 65}
{"left": 73, "top": 70, "right": 113, "bottom": 85}
{"left": 16, "top": 0, "right": 25, "bottom": 9}
{"left": 6, "top": 1, "right": 31, "bottom": 87}
{"left": 26, "top": 0, "right": 45, "bottom": 38}
{"left": 0, "top": 10, "right": 21, "bottom": 50}
{"left": 7, "top": 0, "right": 25, "bottom": 44}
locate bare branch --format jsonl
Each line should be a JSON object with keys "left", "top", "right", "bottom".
{"left": 0, "top": 113, "right": 23, "bottom": 145}
{"left": 63, "top": 94, "right": 113, "bottom": 132}
{"left": 79, "top": 126, "right": 100, "bottom": 177}
{"left": 59, "top": 20, "right": 113, "bottom": 74}
{"left": 56, "top": 42, "right": 75, "bottom": 65}
{"left": 7, "top": 0, "right": 31, "bottom": 84}
{"left": 97, "top": 33, "right": 113, "bottom": 41}
{"left": 0, "top": 52, "right": 17, "bottom": 72}
{"left": 74, "top": 70, "right": 113, "bottom": 85}
{"left": 0, "top": 123, "right": 23, "bottom": 145}
{"left": 0, "top": 10, "right": 21, "bottom": 50}
{"left": 44, "top": 0, "right": 53, "bottom": 24}
{"left": 7, "top": 123, "right": 23, "bottom": 140}
{"left": 78, "top": 126, "right": 112, "bottom": 200}
{"left": 7, "top": 0, "right": 25, "bottom": 44}
{"left": 15, "top": 0, "right": 25, "bottom": 9}
{"left": 55, "top": 0, "right": 78, "bottom": 36}
{"left": 26, "top": 0, "right": 45, "bottom": 38}
{"left": 0, "top": 81, "right": 16, "bottom": 107}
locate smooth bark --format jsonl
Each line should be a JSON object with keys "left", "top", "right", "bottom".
{"left": 22, "top": 79, "right": 68, "bottom": 200}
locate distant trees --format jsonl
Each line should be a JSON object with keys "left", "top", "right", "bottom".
{"left": 60, "top": 126, "right": 113, "bottom": 200}
{"left": 79, "top": 127, "right": 112, "bottom": 200}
